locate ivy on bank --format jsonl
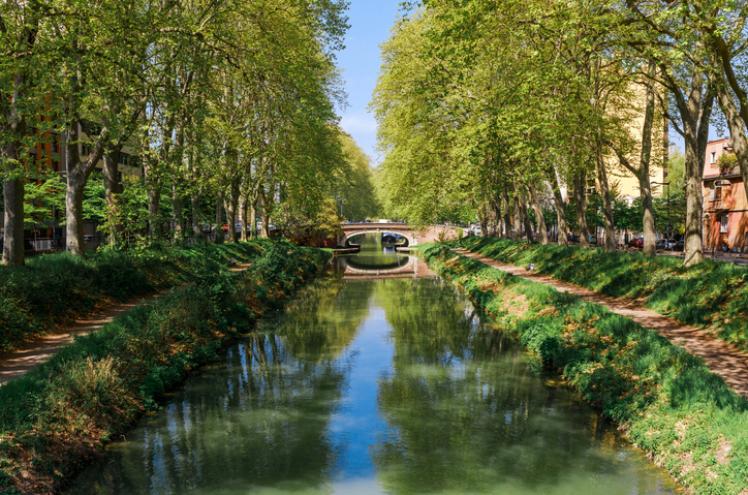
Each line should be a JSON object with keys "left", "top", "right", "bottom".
{"left": 0, "top": 241, "right": 330, "bottom": 495}
{"left": 0, "top": 242, "right": 265, "bottom": 353}
{"left": 424, "top": 244, "right": 748, "bottom": 495}
{"left": 455, "top": 237, "right": 748, "bottom": 351}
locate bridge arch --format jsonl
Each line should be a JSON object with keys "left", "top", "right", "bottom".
{"left": 341, "top": 227, "right": 416, "bottom": 247}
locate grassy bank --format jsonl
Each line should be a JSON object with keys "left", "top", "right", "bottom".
{"left": 0, "top": 242, "right": 264, "bottom": 353}
{"left": 423, "top": 244, "right": 748, "bottom": 495}
{"left": 0, "top": 241, "right": 330, "bottom": 495}
{"left": 455, "top": 237, "right": 748, "bottom": 350}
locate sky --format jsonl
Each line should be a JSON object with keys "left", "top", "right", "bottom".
{"left": 337, "top": 0, "right": 403, "bottom": 167}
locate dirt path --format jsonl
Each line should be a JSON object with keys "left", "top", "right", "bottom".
{"left": 454, "top": 247, "right": 748, "bottom": 399}
{"left": 0, "top": 262, "right": 254, "bottom": 386}
{"left": 0, "top": 296, "right": 154, "bottom": 385}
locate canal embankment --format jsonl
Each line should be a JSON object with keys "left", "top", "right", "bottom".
{"left": 423, "top": 242, "right": 748, "bottom": 495}
{"left": 0, "top": 242, "right": 268, "bottom": 355}
{"left": 454, "top": 237, "right": 748, "bottom": 352}
{"left": 0, "top": 241, "right": 329, "bottom": 495}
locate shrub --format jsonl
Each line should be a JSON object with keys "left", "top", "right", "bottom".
{"left": 452, "top": 237, "right": 748, "bottom": 351}
{"left": 0, "top": 242, "right": 264, "bottom": 353}
{"left": 423, "top": 245, "right": 748, "bottom": 494}
{"left": 0, "top": 241, "right": 329, "bottom": 495}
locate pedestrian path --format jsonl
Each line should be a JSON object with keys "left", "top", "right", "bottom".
{"left": 0, "top": 297, "right": 151, "bottom": 385}
{"left": 0, "top": 262, "right": 253, "bottom": 386}
{"left": 453, "top": 247, "right": 748, "bottom": 399}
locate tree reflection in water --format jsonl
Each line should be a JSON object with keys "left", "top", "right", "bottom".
{"left": 372, "top": 279, "right": 674, "bottom": 495}
{"left": 69, "top": 266, "right": 675, "bottom": 495}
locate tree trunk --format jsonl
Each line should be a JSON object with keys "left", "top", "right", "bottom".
{"left": 489, "top": 196, "right": 501, "bottom": 237}
{"left": 684, "top": 145, "right": 705, "bottom": 266}
{"left": 2, "top": 176, "right": 25, "bottom": 266}
{"left": 172, "top": 184, "right": 183, "bottom": 242}
{"left": 249, "top": 199, "right": 257, "bottom": 239}
{"left": 549, "top": 167, "right": 570, "bottom": 244}
{"left": 215, "top": 194, "right": 225, "bottom": 243}
{"left": 501, "top": 189, "right": 513, "bottom": 239}
{"left": 573, "top": 171, "right": 591, "bottom": 247}
{"left": 103, "top": 151, "right": 121, "bottom": 246}
{"left": 527, "top": 185, "right": 548, "bottom": 244}
{"left": 144, "top": 160, "right": 161, "bottom": 241}
{"left": 595, "top": 151, "right": 616, "bottom": 251}
{"left": 65, "top": 169, "right": 86, "bottom": 256}
{"left": 520, "top": 195, "right": 534, "bottom": 241}
{"left": 640, "top": 174, "right": 657, "bottom": 256}
{"left": 239, "top": 194, "right": 249, "bottom": 242}
{"left": 639, "top": 65, "right": 657, "bottom": 256}
{"left": 227, "top": 178, "right": 240, "bottom": 243}
{"left": 191, "top": 192, "right": 203, "bottom": 239}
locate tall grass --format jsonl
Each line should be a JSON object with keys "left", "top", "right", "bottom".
{"left": 0, "top": 241, "right": 329, "bottom": 495}
{"left": 0, "top": 242, "right": 264, "bottom": 352}
{"left": 454, "top": 237, "right": 748, "bottom": 350}
{"left": 424, "top": 244, "right": 748, "bottom": 494}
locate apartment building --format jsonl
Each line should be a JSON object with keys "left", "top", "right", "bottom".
{"left": 702, "top": 138, "right": 748, "bottom": 251}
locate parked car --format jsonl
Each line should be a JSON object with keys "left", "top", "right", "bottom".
{"left": 628, "top": 237, "right": 644, "bottom": 249}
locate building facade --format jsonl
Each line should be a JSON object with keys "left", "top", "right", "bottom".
{"left": 702, "top": 138, "right": 748, "bottom": 251}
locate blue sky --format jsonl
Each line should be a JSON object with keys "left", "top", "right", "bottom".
{"left": 337, "top": 0, "right": 402, "bottom": 166}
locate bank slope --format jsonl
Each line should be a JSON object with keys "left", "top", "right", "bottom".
{"left": 0, "top": 241, "right": 330, "bottom": 495}
{"left": 454, "top": 237, "right": 748, "bottom": 352}
{"left": 424, "top": 244, "right": 748, "bottom": 495}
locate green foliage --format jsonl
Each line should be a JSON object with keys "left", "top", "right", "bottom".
{"left": 424, "top": 244, "right": 748, "bottom": 495}
{"left": 336, "top": 132, "right": 380, "bottom": 221}
{"left": 453, "top": 237, "right": 748, "bottom": 350}
{"left": 0, "top": 241, "right": 329, "bottom": 494}
{"left": 23, "top": 175, "right": 64, "bottom": 228}
{"left": 0, "top": 242, "right": 264, "bottom": 353}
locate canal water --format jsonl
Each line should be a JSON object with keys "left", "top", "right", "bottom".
{"left": 69, "top": 237, "right": 677, "bottom": 494}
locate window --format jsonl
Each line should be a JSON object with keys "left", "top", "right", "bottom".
{"left": 711, "top": 151, "right": 717, "bottom": 164}
{"left": 720, "top": 213, "right": 729, "bottom": 234}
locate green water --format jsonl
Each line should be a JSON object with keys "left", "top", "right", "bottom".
{"left": 69, "top": 243, "right": 677, "bottom": 495}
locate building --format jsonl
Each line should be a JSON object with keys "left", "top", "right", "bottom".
{"left": 604, "top": 81, "right": 668, "bottom": 204}
{"left": 17, "top": 123, "right": 142, "bottom": 252}
{"left": 702, "top": 138, "right": 748, "bottom": 251}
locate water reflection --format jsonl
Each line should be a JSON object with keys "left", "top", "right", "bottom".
{"left": 69, "top": 257, "right": 676, "bottom": 495}
{"left": 334, "top": 233, "right": 433, "bottom": 280}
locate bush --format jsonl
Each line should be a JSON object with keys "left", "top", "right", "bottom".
{"left": 0, "top": 241, "right": 329, "bottom": 495}
{"left": 0, "top": 242, "right": 264, "bottom": 353}
{"left": 453, "top": 237, "right": 748, "bottom": 350}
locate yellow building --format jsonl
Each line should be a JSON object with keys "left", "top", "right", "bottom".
{"left": 604, "top": 80, "right": 668, "bottom": 203}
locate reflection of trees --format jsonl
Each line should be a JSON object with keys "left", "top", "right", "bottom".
{"left": 372, "top": 280, "right": 641, "bottom": 494}
{"left": 279, "top": 279, "right": 373, "bottom": 360}
{"left": 72, "top": 332, "right": 349, "bottom": 495}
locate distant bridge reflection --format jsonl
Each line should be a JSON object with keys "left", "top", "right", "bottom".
{"left": 335, "top": 254, "right": 435, "bottom": 280}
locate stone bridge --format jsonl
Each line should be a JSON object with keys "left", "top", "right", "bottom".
{"left": 339, "top": 222, "right": 463, "bottom": 247}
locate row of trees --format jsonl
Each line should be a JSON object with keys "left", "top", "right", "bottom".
{"left": 1, "top": 0, "right": 380, "bottom": 265}
{"left": 373, "top": 0, "right": 748, "bottom": 266}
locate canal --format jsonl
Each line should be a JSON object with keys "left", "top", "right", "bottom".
{"left": 69, "top": 237, "right": 677, "bottom": 494}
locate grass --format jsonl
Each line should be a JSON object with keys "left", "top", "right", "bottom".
{"left": 0, "top": 240, "right": 330, "bottom": 495}
{"left": 453, "top": 237, "right": 748, "bottom": 351}
{"left": 423, "top": 244, "right": 748, "bottom": 495}
{"left": 0, "top": 241, "right": 265, "bottom": 353}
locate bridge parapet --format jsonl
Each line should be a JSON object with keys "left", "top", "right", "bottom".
{"left": 339, "top": 223, "right": 463, "bottom": 247}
